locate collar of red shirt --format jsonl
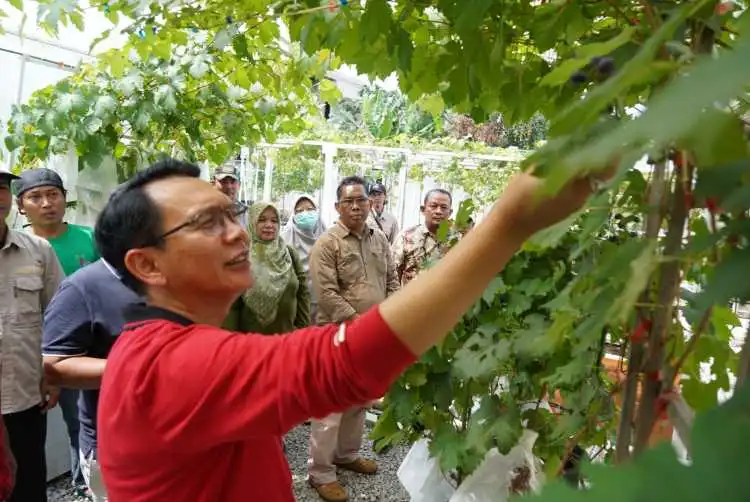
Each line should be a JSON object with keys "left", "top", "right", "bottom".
{"left": 122, "top": 303, "right": 194, "bottom": 331}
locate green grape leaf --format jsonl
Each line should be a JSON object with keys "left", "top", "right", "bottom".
{"left": 694, "top": 247, "right": 750, "bottom": 311}
{"left": 429, "top": 422, "right": 464, "bottom": 473}
{"left": 607, "top": 239, "right": 658, "bottom": 323}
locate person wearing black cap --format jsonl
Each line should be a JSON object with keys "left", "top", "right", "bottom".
{"left": 0, "top": 166, "right": 64, "bottom": 502}
{"left": 15, "top": 169, "right": 99, "bottom": 276}
{"left": 366, "top": 181, "right": 399, "bottom": 244}
{"left": 14, "top": 168, "right": 99, "bottom": 497}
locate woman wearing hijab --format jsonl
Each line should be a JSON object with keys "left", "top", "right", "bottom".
{"left": 281, "top": 194, "right": 326, "bottom": 321}
{"left": 223, "top": 202, "right": 311, "bottom": 334}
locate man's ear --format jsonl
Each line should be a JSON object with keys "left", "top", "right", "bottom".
{"left": 16, "top": 198, "right": 25, "bottom": 215}
{"left": 123, "top": 248, "right": 167, "bottom": 289}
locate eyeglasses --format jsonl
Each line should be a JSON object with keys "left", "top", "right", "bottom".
{"left": 338, "top": 197, "right": 370, "bottom": 207}
{"left": 152, "top": 200, "right": 248, "bottom": 244}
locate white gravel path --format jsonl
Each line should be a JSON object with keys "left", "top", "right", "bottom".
{"left": 48, "top": 423, "right": 410, "bottom": 501}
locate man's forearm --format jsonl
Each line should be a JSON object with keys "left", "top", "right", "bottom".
{"left": 380, "top": 204, "right": 524, "bottom": 356}
{"left": 44, "top": 357, "right": 107, "bottom": 389}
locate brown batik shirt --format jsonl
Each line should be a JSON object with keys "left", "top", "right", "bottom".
{"left": 391, "top": 224, "right": 455, "bottom": 287}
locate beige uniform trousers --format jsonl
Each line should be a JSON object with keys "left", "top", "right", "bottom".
{"left": 307, "top": 407, "right": 366, "bottom": 485}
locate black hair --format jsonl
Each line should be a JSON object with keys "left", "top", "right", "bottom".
{"left": 423, "top": 188, "right": 452, "bottom": 206}
{"left": 336, "top": 175, "right": 367, "bottom": 200}
{"left": 95, "top": 158, "right": 201, "bottom": 293}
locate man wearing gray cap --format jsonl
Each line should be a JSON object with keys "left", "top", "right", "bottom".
{"left": 0, "top": 167, "right": 63, "bottom": 502}
{"left": 212, "top": 163, "right": 248, "bottom": 229}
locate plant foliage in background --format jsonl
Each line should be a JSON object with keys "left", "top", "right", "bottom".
{"left": 329, "top": 83, "right": 442, "bottom": 139}
{"left": 327, "top": 84, "right": 549, "bottom": 149}
{"left": 446, "top": 112, "right": 549, "bottom": 150}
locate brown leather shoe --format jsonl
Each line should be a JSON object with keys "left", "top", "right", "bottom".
{"left": 309, "top": 479, "right": 348, "bottom": 502}
{"left": 334, "top": 457, "right": 378, "bottom": 475}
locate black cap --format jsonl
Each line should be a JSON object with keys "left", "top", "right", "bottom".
{"left": 369, "top": 182, "right": 386, "bottom": 195}
{"left": 13, "top": 168, "right": 65, "bottom": 197}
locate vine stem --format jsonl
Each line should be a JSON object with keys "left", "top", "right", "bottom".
{"left": 615, "top": 160, "right": 667, "bottom": 464}
{"left": 633, "top": 162, "right": 690, "bottom": 455}
{"left": 668, "top": 306, "right": 711, "bottom": 390}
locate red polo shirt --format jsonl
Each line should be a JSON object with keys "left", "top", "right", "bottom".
{"left": 97, "top": 304, "right": 415, "bottom": 502}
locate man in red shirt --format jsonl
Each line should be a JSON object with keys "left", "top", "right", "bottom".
{"left": 94, "top": 159, "right": 608, "bottom": 502}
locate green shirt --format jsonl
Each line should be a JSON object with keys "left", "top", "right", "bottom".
{"left": 46, "top": 223, "right": 100, "bottom": 276}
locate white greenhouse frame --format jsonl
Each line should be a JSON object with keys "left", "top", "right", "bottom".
{"left": 236, "top": 140, "right": 526, "bottom": 229}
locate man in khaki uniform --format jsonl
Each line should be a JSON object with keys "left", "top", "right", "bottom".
{"left": 308, "top": 175, "right": 399, "bottom": 502}
{"left": 0, "top": 167, "right": 63, "bottom": 501}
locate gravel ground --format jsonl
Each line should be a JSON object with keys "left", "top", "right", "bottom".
{"left": 48, "top": 422, "right": 410, "bottom": 501}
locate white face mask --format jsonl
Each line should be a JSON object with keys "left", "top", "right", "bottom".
{"left": 294, "top": 210, "right": 319, "bottom": 230}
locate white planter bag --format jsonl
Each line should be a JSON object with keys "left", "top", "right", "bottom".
{"left": 398, "top": 430, "right": 544, "bottom": 502}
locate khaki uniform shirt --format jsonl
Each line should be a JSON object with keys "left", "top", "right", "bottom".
{"left": 367, "top": 210, "right": 399, "bottom": 244}
{"left": 0, "top": 229, "right": 63, "bottom": 414}
{"left": 310, "top": 221, "right": 399, "bottom": 324}
{"left": 392, "top": 224, "right": 454, "bottom": 287}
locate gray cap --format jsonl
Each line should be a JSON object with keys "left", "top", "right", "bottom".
{"left": 13, "top": 168, "right": 65, "bottom": 197}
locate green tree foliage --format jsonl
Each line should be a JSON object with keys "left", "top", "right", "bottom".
{"left": 3, "top": 1, "right": 339, "bottom": 179}
{"left": 329, "top": 83, "right": 442, "bottom": 138}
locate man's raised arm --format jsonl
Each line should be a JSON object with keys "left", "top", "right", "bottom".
{"left": 379, "top": 171, "right": 601, "bottom": 355}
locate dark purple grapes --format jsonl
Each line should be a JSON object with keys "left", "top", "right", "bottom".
{"left": 596, "top": 57, "right": 615, "bottom": 76}
{"left": 570, "top": 70, "right": 588, "bottom": 84}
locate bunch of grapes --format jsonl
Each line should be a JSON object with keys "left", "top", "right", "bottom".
{"left": 570, "top": 56, "right": 616, "bottom": 85}
{"left": 569, "top": 56, "right": 619, "bottom": 118}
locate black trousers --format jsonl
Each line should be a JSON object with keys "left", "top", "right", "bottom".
{"left": 3, "top": 406, "right": 47, "bottom": 502}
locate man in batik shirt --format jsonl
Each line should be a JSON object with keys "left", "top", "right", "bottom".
{"left": 392, "top": 188, "right": 454, "bottom": 286}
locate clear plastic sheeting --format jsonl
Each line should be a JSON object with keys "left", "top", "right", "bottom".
{"left": 75, "top": 156, "right": 118, "bottom": 228}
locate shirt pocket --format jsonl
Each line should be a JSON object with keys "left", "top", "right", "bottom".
{"left": 13, "top": 275, "right": 44, "bottom": 318}
{"left": 338, "top": 252, "right": 363, "bottom": 285}
{"left": 370, "top": 244, "right": 388, "bottom": 276}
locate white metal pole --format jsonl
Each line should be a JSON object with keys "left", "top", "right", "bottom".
{"left": 397, "top": 154, "right": 409, "bottom": 226}
{"left": 320, "top": 142, "right": 339, "bottom": 228}
{"left": 262, "top": 149, "right": 274, "bottom": 202}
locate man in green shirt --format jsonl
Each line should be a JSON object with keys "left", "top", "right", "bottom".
{"left": 14, "top": 168, "right": 99, "bottom": 496}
